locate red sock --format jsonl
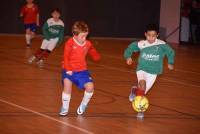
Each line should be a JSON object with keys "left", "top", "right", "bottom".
{"left": 35, "top": 49, "right": 44, "bottom": 59}
{"left": 41, "top": 50, "right": 51, "bottom": 59}
{"left": 135, "top": 88, "right": 145, "bottom": 96}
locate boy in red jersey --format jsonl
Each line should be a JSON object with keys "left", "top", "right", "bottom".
{"left": 59, "top": 21, "right": 100, "bottom": 116}
{"left": 20, "top": 0, "right": 39, "bottom": 47}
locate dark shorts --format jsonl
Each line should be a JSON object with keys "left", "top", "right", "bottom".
{"left": 62, "top": 69, "right": 93, "bottom": 89}
{"left": 24, "top": 23, "right": 37, "bottom": 32}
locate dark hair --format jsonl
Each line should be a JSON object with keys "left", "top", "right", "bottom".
{"left": 51, "top": 8, "right": 61, "bottom": 14}
{"left": 145, "top": 23, "right": 159, "bottom": 33}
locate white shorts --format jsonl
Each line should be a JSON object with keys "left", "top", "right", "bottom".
{"left": 136, "top": 70, "right": 157, "bottom": 94}
{"left": 40, "top": 38, "right": 59, "bottom": 51}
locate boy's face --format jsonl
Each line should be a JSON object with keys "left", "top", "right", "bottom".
{"left": 52, "top": 11, "right": 60, "bottom": 20}
{"left": 145, "top": 31, "right": 158, "bottom": 44}
{"left": 74, "top": 32, "right": 88, "bottom": 44}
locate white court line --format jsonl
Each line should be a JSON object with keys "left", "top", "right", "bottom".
{"left": 90, "top": 62, "right": 200, "bottom": 88}
{"left": 0, "top": 98, "right": 93, "bottom": 134}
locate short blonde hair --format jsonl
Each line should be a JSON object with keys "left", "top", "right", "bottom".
{"left": 72, "top": 21, "right": 89, "bottom": 35}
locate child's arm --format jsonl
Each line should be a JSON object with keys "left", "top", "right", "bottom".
{"left": 20, "top": 6, "right": 24, "bottom": 17}
{"left": 57, "top": 26, "right": 65, "bottom": 46}
{"left": 163, "top": 44, "right": 175, "bottom": 70}
{"left": 42, "top": 22, "right": 50, "bottom": 40}
{"left": 63, "top": 40, "right": 73, "bottom": 71}
{"left": 36, "top": 5, "right": 40, "bottom": 26}
{"left": 88, "top": 43, "right": 101, "bottom": 62}
{"left": 36, "top": 13, "right": 40, "bottom": 26}
{"left": 124, "top": 42, "right": 140, "bottom": 65}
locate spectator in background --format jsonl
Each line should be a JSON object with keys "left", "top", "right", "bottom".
{"left": 190, "top": 0, "right": 200, "bottom": 43}
{"left": 180, "top": 0, "right": 191, "bottom": 43}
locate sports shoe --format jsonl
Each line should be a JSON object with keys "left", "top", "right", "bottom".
{"left": 59, "top": 107, "right": 68, "bottom": 116}
{"left": 28, "top": 55, "right": 36, "bottom": 64}
{"left": 77, "top": 104, "right": 87, "bottom": 115}
{"left": 37, "top": 59, "right": 44, "bottom": 68}
{"left": 136, "top": 112, "right": 144, "bottom": 119}
{"left": 129, "top": 86, "right": 137, "bottom": 102}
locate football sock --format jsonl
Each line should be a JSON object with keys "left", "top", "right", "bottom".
{"left": 81, "top": 91, "right": 93, "bottom": 106}
{"left": 62, "top": 92, "right": 71, "bottom": 110}
{"left": 135, "top": 88, "right": 145, "bottom": 96}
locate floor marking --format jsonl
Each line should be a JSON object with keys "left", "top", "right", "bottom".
{"left": 0, "top": 98, "right": 93, "bottom": 134}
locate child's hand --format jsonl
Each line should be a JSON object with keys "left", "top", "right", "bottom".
{"left": 36, "top": 21, "right": 40, "bottom": 27}
{"left": 66, "top": 71, "right": 73, "bottom": 75}
{"left": 126, "top": 58, "right": 133, "bottom": 65}
{"left": 168, "top": 64, "right": 174, "bottom": 70}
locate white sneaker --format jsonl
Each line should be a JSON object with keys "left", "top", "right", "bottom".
{"left": 77, "top": 104, "right": 87, "bottom": 115}
{"left": 129, "top": 86, "right": 137, "bottom": 102}
{"left": 59, "top": 107, "right": 68, "bottom": 116}
{"left": 28, "top": 55, "right": 36, "bottom": 64}
{"left": 37, "top": 59, "right": 44, "bottom": 68}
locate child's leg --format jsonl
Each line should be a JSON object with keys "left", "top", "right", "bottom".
{"left": 28, "top": 48, "right": 45, "bottom": 64}
{"left": 34, "top": 49, "right": 45, "bottom": 59}
{"left": 77, "top": 82, "right": 94, "bottom": 115}
{"left": 30, "top": 31, "right": 35, "bottom": 41}
{"left": 144, "top": 73, "right": 157, "bottom": 94}
{"left": 29, "top": 24, "right": 37, "bottom": 43}
{"left": 82, "top": 82, "right": 94, "bottom": 106}
{"left": 39, "top": 38, "right": 58, "bottom": 60}
{"left": 25, "top": 29, "right": 32, "bottom": 46}
{"left": 129, "top": 71, "right": 149, "bottom": 101}
{"left": 33, "top": 39, "right": 49, "bottom": 65}
{"left": 136, "top": 71, "right": 157, "bottom": 119}
{"left": 59, "top": 78, "right": 72, "bottom": 116}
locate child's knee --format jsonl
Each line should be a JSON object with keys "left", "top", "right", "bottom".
{"left": 84, "top": 82, "right": 94, "bottom": 92}
{"left": 138, "top": 80, "right": 146, "bottom": 90}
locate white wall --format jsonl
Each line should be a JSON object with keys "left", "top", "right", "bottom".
{"left": 160, "top": 0, "right": 181, "bottom": 43}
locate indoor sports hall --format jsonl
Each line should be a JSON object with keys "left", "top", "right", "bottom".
{"left": 0, "top": 0, "right": 200, "bottom": 134}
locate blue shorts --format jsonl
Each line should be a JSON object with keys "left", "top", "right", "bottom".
{"left": 62, "top": 69, "right": 93, "bottom": 89}
{"left": 24, "top": 23, "right": 37, "bottom": 32}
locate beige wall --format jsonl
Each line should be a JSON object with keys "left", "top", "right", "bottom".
{"left": 160, "top": 0, "right": 181, "bottom": 43}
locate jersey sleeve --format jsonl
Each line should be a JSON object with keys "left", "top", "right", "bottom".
{"left": 20, "top": 6, "right": 25, "bottom": 16}
{"left": 88, "top": 42, "right": 101, "bottom": 61}
{"left": 57, "top": 26, "right": 65, "bottom": 45}
{"left": 162, "top": 44, "right": 175, "bottom": 65}
{"left": 124, "top": 42, "right": 140, "bottom": 59}
{"left": 35, "top": 5, "right": 39, "bottom": 14}
{"left": 42, "top": 21, "right": 50, "bottom": 40}
{"left": 63, "top": 39, "right": 73, "bottom": 70}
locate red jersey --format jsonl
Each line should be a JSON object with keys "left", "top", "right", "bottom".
{"left": 63, "top": 38, "right": 101, "bottom": 72}
{"left": 20, "top": 4, "right": 39, "bottom": 24}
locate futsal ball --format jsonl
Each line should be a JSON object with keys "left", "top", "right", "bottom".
{"left": 132, "top": 96, "right": 149, "bottom": 112}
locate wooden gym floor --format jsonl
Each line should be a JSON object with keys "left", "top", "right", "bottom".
{"left": 0, "top": 35, "right": 199, "bottom": 134}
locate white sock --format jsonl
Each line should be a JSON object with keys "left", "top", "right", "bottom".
{"left": 81, "top": 91, "right": 93, "bottom": 106}
{"left": 62, "top": 92, "right": 71, "bottom": 110}
{"left": 25, "top": 34, "right": 31, "bottom": 44}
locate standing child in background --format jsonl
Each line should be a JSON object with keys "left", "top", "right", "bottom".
{"left": 59, "top": 21, "right": 101, "bottom": 116}
{"left": 124, "top": 24, "right": 175, "bottom": 119}
{"left": 20, "top": 0, "right": 39, "bottom": 47}
{"left": 28, "top": 8, "right": 64, "bottom": 67}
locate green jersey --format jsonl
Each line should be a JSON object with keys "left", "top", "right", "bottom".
{"left": 42, "top": 18, "right": 64, "bottom": 45}
{"left": 124, "top": 39, "right": 175, "bottom": 74}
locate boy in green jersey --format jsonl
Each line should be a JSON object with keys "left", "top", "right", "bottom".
{"left": 124, "top": 24, "right": 175, "bottom": 119}
{"left": 28, "top": 8, "right": 64, "bottom": 67}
